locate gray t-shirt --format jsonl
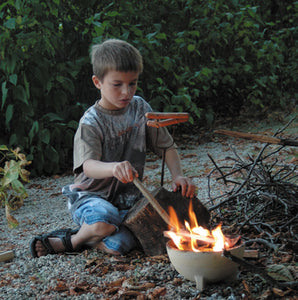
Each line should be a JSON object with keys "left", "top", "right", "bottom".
{"left": 66, "top": 96, "right": 176, "bottom": 212}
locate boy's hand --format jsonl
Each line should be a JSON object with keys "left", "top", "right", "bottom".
{"left": 113, "top": 160, "right": 138, "bottom": 183}
{"left": 172, "top": 176, "right": 196, "bottom": 198}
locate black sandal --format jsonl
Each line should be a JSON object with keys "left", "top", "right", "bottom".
{"left": 30, "top": 228, "right": 79, "bottom": 258}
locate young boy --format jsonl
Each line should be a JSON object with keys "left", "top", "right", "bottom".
{"left": 31, "top": 39, "right": 195, "bottom": 257}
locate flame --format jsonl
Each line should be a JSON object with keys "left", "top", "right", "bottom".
{"left": 165, "top": 201, "right": 234, "bottom": 252}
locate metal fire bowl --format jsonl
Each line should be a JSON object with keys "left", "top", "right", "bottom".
{"left": 166, "top": 240, "right": 245, "bottom": 290}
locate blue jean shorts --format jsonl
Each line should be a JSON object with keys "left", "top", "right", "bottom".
{"left": 73, "top": 197, "right": 137, "bottom": 255}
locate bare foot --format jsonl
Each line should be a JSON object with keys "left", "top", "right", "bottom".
{"left": 35, "top": 238, "right": 66, "bottom": 257}
{"left": 96, "top": 241, "right": 121, "bottom": 255}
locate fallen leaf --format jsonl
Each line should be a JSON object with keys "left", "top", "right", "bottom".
{"left": 107, "top": 277, "right": 126, "bottom": 287}
{"left": 289, "top": 157, "right": 298, "bottom": 164}
{"left": 5, "top": 205, "right": 19, "bottom": 228}
{"left": 149, "top": 287, "right": 167, "bottom": 298}
{"left": 113, "top": 263, "right": 133, "bottom": 271}
{"left": 183, "top": 154, "right": 197, "bottom": 158}
{"left": 85, "top": 257, "right": 100, "bottom": 267}
{"left": 281, "top": 254, "right": 293, "bottom": 263}
{"left": 267, "top": 264, "right": 294, "bottom": 282}
{"left": 272, "top": 288, "right": 286, "bottom": 297}
{"left": 146, "top": 164, "right": 159, "bottom": 169}
{"left": 172, "top": 277, "right": 183, "bottom": 286}
{"left": 54, "top": 280, "right": 68, "bottom": 292}
{"left": 106, "top": 287, "right": 119, "bottom": 295}
{"left": 119, "top": 290, "right": 144, "bottom": 297}
{"left": 242, "top": 280, "right": 250, "bottom": 296}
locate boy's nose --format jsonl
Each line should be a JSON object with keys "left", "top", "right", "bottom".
{"left": 121, "top": 85, "right": 130, "bottom": 97}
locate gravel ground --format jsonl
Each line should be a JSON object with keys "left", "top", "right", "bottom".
{"left": 1, "top": 114, "right": 297, "bottom": 299}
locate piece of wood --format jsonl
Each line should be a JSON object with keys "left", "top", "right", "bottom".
{"left": 146, "top": 112, "right": 189, "bottom": 128}
{"left": 145, "top": 112, "right": 189, "bottom": 120}
{"left": 133, "top": 178, "right": 172, "bottom": 226}
{"left": 0, "top": 250, "right": 14, "bottom": 262}
{"left": 123, "top": 187, "right": 210, "bottom": 256}
{"left": 147, "top": 118, "right": 189, "bottom": 128}
{"left": 243, "top": 249, "right": 259, "bottom": 259}
{"left": 214, "top": 129, "right": 298, "bottom": 147}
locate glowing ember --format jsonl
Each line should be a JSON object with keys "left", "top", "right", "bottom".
{"left": 164, "top": 201, "right": 238, "bottom": 252}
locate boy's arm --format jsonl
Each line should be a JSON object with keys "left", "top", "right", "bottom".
{"left": 83, "top": 159, "right": 138, "bottom": 184}
{"left": 165, "top": 148, "right": 196, "bottom": 198}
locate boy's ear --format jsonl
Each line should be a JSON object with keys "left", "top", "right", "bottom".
{"left": 92, "top": 75, "right": 101, "bottom": 89}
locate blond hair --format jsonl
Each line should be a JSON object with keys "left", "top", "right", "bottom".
{"left": 91, "top": 39, "right": 143, "bottom": 81}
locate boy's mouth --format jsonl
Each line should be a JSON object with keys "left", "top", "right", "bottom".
{"left": 120, "top": 98, "right": 130, "bottom": 105}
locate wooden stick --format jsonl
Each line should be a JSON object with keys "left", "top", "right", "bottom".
{"left": 0, "top": 250, "right": 14, "bottom": 262}
{"left": 133, "top": 178, "right": 173, "bottom": 226}
{"left": 147, "top": 118, "right": 188, "bottom": 128}
{"left": 214, "top": 129, "right": 298, "bottom": 147}
{"left": 145, "top": 112, "right": 189, "bottom": 120}
{"left": 243, "top": 249, "right": 259, "bottom": 259}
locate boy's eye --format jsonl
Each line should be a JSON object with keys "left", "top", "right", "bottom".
{"left": 112, "top": 82, "right": 137, "bottom": 87}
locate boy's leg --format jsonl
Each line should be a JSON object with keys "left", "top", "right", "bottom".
{"left": 97, "top": 224, "right": 137, "bottom": 255}
{"left": 34, "top": 221, "right": 116, "bottom": 257}
{"left": 34, "top": 197, "right": 136, "bottom": 257}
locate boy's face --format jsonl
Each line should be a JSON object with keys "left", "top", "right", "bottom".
{"left": 92, "top": 70, "right": 139, "bottom": 110}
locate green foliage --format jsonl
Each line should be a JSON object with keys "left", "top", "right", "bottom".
{"left": 0, "top": 0, "right": 88, "bottom": 175}
{"left": 0, "top": 145, "right": 31, "bottom": 227}
{"left": 0, "top": 0, "right": 296, "bottom": 175}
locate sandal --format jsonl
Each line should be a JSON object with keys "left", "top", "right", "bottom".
{"left": 30, "top": 228, "right": 79, "bottom": 258}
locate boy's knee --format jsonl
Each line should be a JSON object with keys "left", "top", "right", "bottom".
{"left": 91, "top": 221, "right": 117, "bottom": 238}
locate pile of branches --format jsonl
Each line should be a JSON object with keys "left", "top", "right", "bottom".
{"left": 206, "top": 120, "right": 297, "bottom": 254}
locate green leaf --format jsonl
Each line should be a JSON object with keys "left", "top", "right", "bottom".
{"left": 9, "top": 74, "right": 18, "bottom": 86}
{"left": 156, "top": 78, "right": 163, "bottom": 84}
{"left": 9, "top": 134, "right": 17, "bottom": 145}
{"left": 187, "top": 44, "right": 196, "bottom": 52}
{"left": 5, "top": 104, "right": 13, "bottom": 126}
{"left": 29, "top": 121, "right": 39, "bottom": 143}
{"left": 24, "top": 74, "right": 30, "bottom": 98}
{"left": 11, "top": 179, "right": 27, "bottom": 195}
{"left": 244, "top": 65, "right": 252, "bottom": 72}
{"left": 201, "top": 67, "right": 212, "bottom": 78}
{"left": 0, "top": 145, "right": 9, "bottom": 151}
{"left": 13, "top": 85, "right": 28, "bottom": 104}
{"left": 1, "top": 81, "right": 8, "bottom": 109}
{"left": 2, "top": 160, "right": 19, "bottom": 186}
{"left": 43, "top": 112, "right": 64, "bottom": 122}
{"left": 67, "top": 120, "right": 78, "bottom": 129}
{"left": 45, "top": 145, "right": 59, "bottom": 163}
{"left": 163, "top": 57, "right": 172, "bottom": 71}
{"left": 6, "top": 55, "right": 17, "bottom": 74}
{"left": 156, "top": 32, "right": 166, "bottom": 40}
{"left": 4, "top": 18, "right": 16, "bottom": 29}
{"left": 40, "top": 128, "right": 51, "bottom": 144}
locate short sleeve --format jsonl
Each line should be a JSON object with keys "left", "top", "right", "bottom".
{"left": 73, "top": 123, "right": 103, "bottom": 173}
{"left": 147, "top": 126, "right": 177, "bottom": 157}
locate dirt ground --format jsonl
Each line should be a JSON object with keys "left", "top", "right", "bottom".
{"left": 1, "top": 109, "right": 297, "bottom": 299}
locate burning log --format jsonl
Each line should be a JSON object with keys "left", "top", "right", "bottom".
{"left": 123, "top": 187, "right": 210, "bottom": 256}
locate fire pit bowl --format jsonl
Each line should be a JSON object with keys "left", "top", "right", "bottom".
{"left": 166, "top": 240, "right": 245, "bottom": 290}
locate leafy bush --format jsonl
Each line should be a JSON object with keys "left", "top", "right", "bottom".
{"left": 0, "top": 145, "right": 31, "bottom": 228}
{"left": 0, "top": 0, "right": 296, "bottom": 176}
{"left": 0, "top": 0, "right": 89, "bottom": 175}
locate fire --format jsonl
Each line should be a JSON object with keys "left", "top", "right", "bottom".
{"left": 164, "top": 201, "right": 234, "bottom": 252}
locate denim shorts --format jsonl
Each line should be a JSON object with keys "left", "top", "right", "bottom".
{"left": 73, "top": 197, "right": 137, "bottom": 255}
